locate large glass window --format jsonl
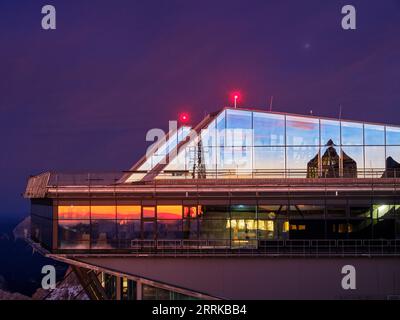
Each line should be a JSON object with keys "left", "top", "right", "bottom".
{"left": 58, "top": 219, "right": 90, "bottom": 249}
{"left": 217, "top": 146, "right": 252, "bottom": 177}
{"left": 253, "top": 112, "right": 285, "bottom": 146}
{"left": 286, "top": 116, "right": 319, "bottom": 146}
{"left": 364, "top": 124, "right": 385, "bottom": 145}
{"left": 216, "top": 111, "right": 226, "bottom": 147}
{"left": 253, "top": 147, "right": 285, "bottom": 177}
{"left": 386, "top": 126, "right": 400, "bottom": 145}
{"left": 91, "top": 205, "right": 116, "bottom": 219}
{"left": 341, "top": 146, "right": 364, "bottom": 177}
{"left": 286, "top": 146, "right": 319, "bottom": 177}
{"left": 365, "top": 146, "right": 385, "bottom": 177}
{"left": 117, "top": 205, "right": 141, "bottom": 220}
{"left": 58, "top": 205, "right": 90, "bottom": 219}
{"left": 320, "top": 119, "right": 340, "bottom": 146}
{"left": 91, "top": 220, "right": 117, "bottom": 249}
{"left": 341, "top": 122, "right": 363, "bottom": 145}
{"left": 157, "top": 220, "right": 183, "bottom": 239}
{"left": 157, "top": 205, "right": 182, "bottom": 219}
{"left": 226, "top": 109, "right": 252, "bottom": 147}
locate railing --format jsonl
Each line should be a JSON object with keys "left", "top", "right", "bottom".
{"left": 32, "top": 168, "right": 400, "bottom": 187}
{"left": 53, "top": 239, "right": 400, "bottom": 257}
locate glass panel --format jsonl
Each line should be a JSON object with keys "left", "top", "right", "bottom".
{"left": 142, "top": 221, "right": 156, "bottom": 239}
{"left": 341, "top": 121, "right": 363, "bottom": 145}
{"left": 217, "top": 146, "right": 252, "bottom": 177}
{"left": 365, "top": 146, "right": 385, "bottom": 177}
{"left": 201, "top": 119, "right": 216, "bottom": 147}
{"left": 258, "top": 205, "right": 288, "bottom": 219}
{"left": 58, "top": 219, "right": 90, "bottom": 249}
{"left": 157, "top": 220, "right": 183, "bottom": 239}
{"left": 253, "top": 147, "right": 285, "bottom": 178}
{"left": 183, "top": 219, "right": 198, "bottom": 239}
{"left": 349, "top": 206, "right": 371, "bottom": 218}
{"left": 231, "top": 205, "right": 256, "bottom": 219}
{"left": 320, "top": 119, "right": 340, "bottom": 146}
{"left": 230, "top": 219, "right": 257, "bottom": 245}
{"left": 286, "top": 146, "right": 319, "bottom": 177}
{"left": 157, "top": 205, "right": 182, "bottom": 219}
{"left": 364, "top": 124, "right": 384, "bottom": 145}
{"left": 320, "top": 143, "right": 341, "bottom": 178}
{"left": 286, "top": 116, "right": 319, "bottom": 146}
{"left": 226, "top": 109, "right": 252, "bottom": 147}
{"left": 117, "top": 220, "right": 141, "bottom": 242}
{"left": 288, "top": 205, "right": 325, "bottom": 219}
{"left": 143, "top": 207, "right": 155, "bottom": 218}
{"left": 199, "top": 205, "right": 229, "bottom": 219}
{"left": 253, "top": 112, "right": 285, "bottom": 146}
{"left": 198, "top": 219, "right": 230, "bottom": 241}
{"left": 257, "top": 220, "right": 279, "bottom": 240}
{"left": 58, "top": 205, "right": 90, "bottom": 219}
{"left": 385, "top": 146, "right": 400, "bottom": 178}
{"left": 91, "top": 206, "right": 116, "bottom": 219}
{"left": 216, "top": 110, "right": 226, "bottom": 147}
{"left": 386, "top": 127, "right": 400, "bottom": 146}
{"left": 386, "top": 126, "right": 400, "bottom": 145}
{"left": 117, "top": 206, "right": 141, "bottom": 219}
{"left": 91, "top": 220, "right": 117, "bottom": 249}
{"left": 341, "top": 146, "right": 364, "bottom": 177}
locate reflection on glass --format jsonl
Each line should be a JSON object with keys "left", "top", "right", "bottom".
{"left": 216, "top": 110, "right": 226, "bottom": 147}
{"left": 287, "top": 146, "right": 319, "bottom": 177}
{"left": 201, "top": 120, "right": 216, "bottom": 147}
{"left": 253, "top": 112, "right": 285, "bottom": 146}
{"left": 217, "top": 146, "right": 252, "bottom": 177}
{"left": 117, "top": 206, "right": 141, "bottom": 219}
{"left": 157, "top": 220, "right": 183, "bottom": 239}
{"left": 254, "top": 147, "right": 285, "bottom": 177}
{"left": 364, "top": 146, "right": 385, "bottom": 177}
{"left": 226, "top": 109, "right": 252, "bottom": 147}
{"left": 364, "top": 124, "right": 384, "bottom": 145}
{"left": 341, "top": 146, "right": 363, "bottom": 177}
{"left": 143, "top": 207, "right": 155, "bottom": 218}
{"left": 286, "top": 116, "right": 319, "bottom": 146}
{"left": 91, "top": 206, "right": 116, "bottom": 219}
{"left": 58, "top": 205, "right": 90, "bottom": 219}
{"left": 117, "top": 220, "right": 141, "bottom": 241}
{"left": 341, "top": 122, "right": 363, "bottom": 145}
{"left": 318, "top": 141, "right": 340, "bottom": 178}
{"left": 320, "top": 119, "right": 340, "bottom": 146}
{"left": 386, "top": 126, "right": 400, "bottom": 145}
{"left": 91, "top": 220, "right": 117, "bottom": 249}
{"left": 157, "top": 205, "right": 182, "bottom": 219}
{"left": 385, "top": 146, "right": 400, "bottom": 178}
{"left": 58, "top": 219, "right": 90, "bottom": 249}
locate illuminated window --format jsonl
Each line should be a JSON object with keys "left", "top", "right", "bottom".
{"left": 117, "top": 206, "right": 141, "bottom": 219}
{"left": 58, "top": 205, "right": 90, "bottom": 219}
{"left": 157, "top": 205, "right": 182, "bottom": 219}
{"left": 143, "top": 207, "right": 155, "bottom": 218}
{"left": 91, "top": 206, "right": 116, "bottom": 219}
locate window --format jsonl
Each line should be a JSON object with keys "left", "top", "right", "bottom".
{"left": 58, "top": 205, "right": 89, "bottom": 219}
{"left": 226, "top": 109, "right": 252, "bottom": 147}
{"left": 254, "top": 147, "right": 285, "bottom": 177}
{"left": 157, "top": 205, "right": 182, "bottom": 219}
{"left": 253, "top": 112, "right": 285, "bottom": 146}
{"left": 341, "top": 122, "right": 363, "bottom": 145}
{"left": 91, "top": 205, "right": 116, "bottom": 219}
{"left": 320, "top": 119, "right": 340, "bottom": 146}
{"left": 364, "top": 124, "right": 384, "bottom": 145}
{"left": 286, "top": 116, "right": 319, "bottom": 146}
{"left": 286, "top": 146, "right": 319, "bottom": 177}
{"left": 386, "top": 126, "right": 400, "bottom": 145}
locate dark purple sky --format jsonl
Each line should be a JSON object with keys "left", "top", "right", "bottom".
{"left": 0, "top": 0, "right": 399, "bottom": 216}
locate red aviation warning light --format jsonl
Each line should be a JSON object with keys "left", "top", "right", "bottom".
{"left": 232, "top": 92, "right": 241, "bottom": 108}
{"left": 179, "top": 112, "right": 190, "bottom": 124}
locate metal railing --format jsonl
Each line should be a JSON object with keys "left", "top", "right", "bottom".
{"left": 52, "top": 239, "right": 400, "bottom": 257}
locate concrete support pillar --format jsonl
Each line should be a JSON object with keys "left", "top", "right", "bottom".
{"left": 136, "top": 280, "right": 142, "bottom": 300}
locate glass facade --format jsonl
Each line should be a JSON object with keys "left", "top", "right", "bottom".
{"left": 55, "top": 199, "right": 400, "bottom": 250}
{"left": 152, "top": 108, "right": 400, "bottom": 180}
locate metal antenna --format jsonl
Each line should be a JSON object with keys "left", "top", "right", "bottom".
{"left": 339, "top": 105, "right": 342, "bottom": 120}
{"left": 269, "top": 96, "right": 274, "bottom": 111}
